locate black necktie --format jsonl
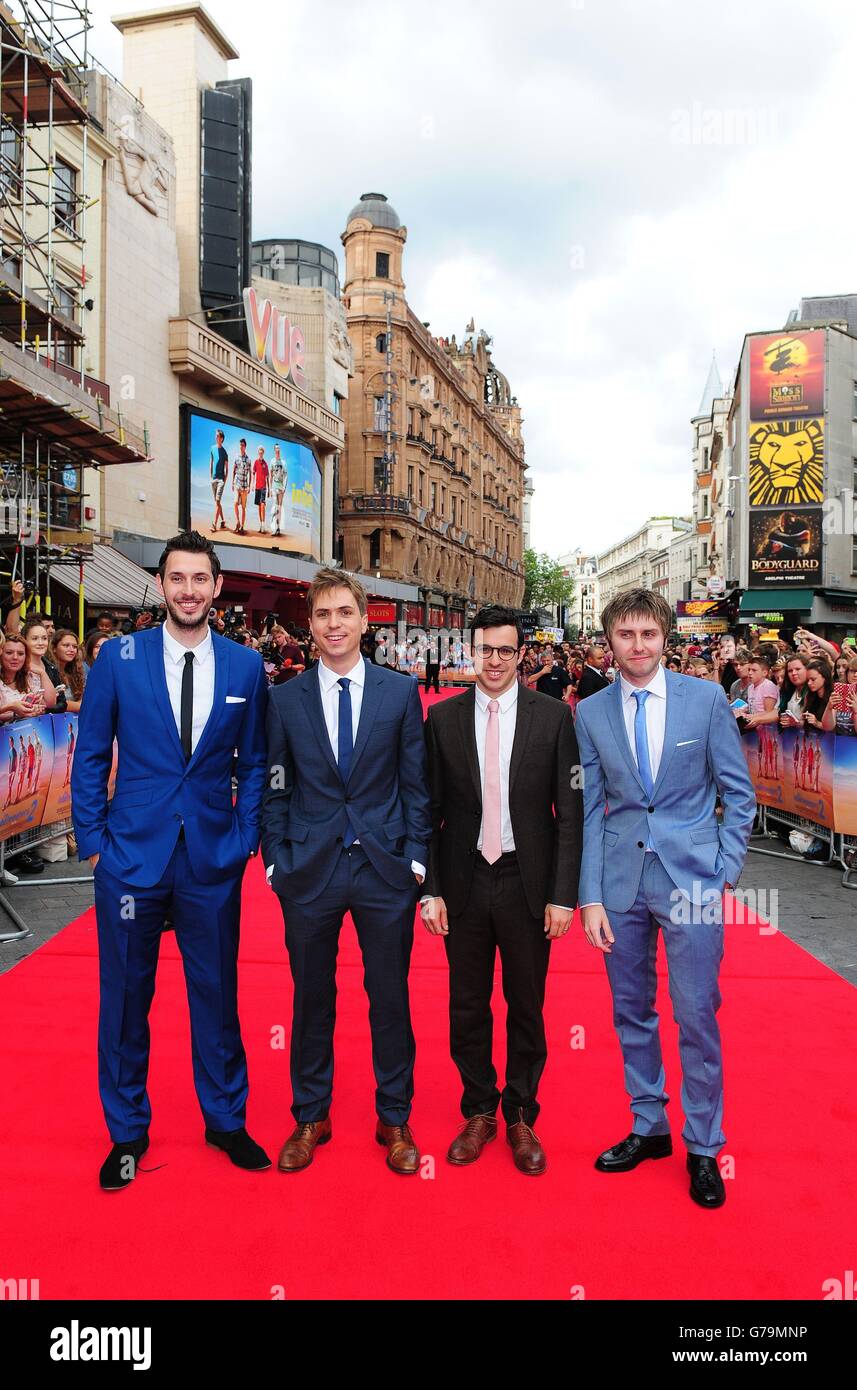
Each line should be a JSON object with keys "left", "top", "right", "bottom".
{"left": 180, "top": 651, "right": 194, "bottom": 761}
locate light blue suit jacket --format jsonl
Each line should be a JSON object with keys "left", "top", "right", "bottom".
{"left": 574, "top": 669, "right": 756, "bottom": 911}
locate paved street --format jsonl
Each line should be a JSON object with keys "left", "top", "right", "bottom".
{"left": 2, "top": 836, "right": 855, "bottom": 986}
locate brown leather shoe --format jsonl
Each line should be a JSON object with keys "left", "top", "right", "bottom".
{"left": 447, "top": 1113, "right": 498, "bottom": 1165}
{"left": 506, "top": 1111, "right": 547, "bottom": 1176}
{"left": 277, "top": 1118, "right": 332, "bottom": 1172}
{"left": 375, "top": 1120, "right": 420, "bottom": 1175}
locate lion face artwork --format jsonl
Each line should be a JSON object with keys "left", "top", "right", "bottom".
{"left": 748, "top": 419, "right": 824, "bottom": 506}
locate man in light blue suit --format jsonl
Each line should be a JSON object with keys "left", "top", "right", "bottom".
{"left": 72, "top": 531, "right": 270, "bottom": 1190}
{"left": 575, "top": 589, "right": 755, "bottom": 1208}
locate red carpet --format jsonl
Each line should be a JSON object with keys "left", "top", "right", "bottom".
{"left": 1, "top": 688, "right": 855, "bottom": 1300}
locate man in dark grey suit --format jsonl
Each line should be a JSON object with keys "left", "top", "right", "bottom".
{"left": 421, "top": 605, "right": 583, "bottom": 1175}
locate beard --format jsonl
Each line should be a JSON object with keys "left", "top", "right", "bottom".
{"left": 164, "top": 595, "right": 210, "bottom": 633}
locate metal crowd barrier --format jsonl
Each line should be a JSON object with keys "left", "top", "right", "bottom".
{"left": 0, "top": 816, "right": 92, "bottom": 943}
{"left": 748, "top": 802, "right": 857, "bottom": 888}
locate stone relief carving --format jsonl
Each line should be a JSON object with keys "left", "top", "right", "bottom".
{"left": 328, "top": 302, "right": 355, "bottom": 374}
{"left": 117, "top": 133, "right": 169, "bottom": 217}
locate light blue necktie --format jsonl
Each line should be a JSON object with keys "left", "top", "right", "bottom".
{"left": 633, "top": 689, "right": 654, "bottom": 849}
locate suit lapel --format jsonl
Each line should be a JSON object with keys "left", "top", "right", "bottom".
{"left": 347, "top": 660, "right": 382, "bottom": 785}
{"left": 302, "top": 663, "right": 340, "bottom": 779}
{"left": 143, "top": 629, "right": 186, "bottom": 764}
{"left": 509, "top": 684, "right": 534, "bottom": 792}
{"left": 457, "top": 686, "right": 481, "bottom": 805}
{"left": 606, "top": 673, "right": 648, "bottom": 795}
{"left": 651, "top": 669, "right": 687, "bottom": 797}
{"left": 187, "top": 632, "right": 228, "bottom": 769}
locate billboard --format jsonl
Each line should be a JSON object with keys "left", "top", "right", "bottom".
{"left": 749, "top": 330, "right": 825, "bottom": 420}
{"left": 747, "top": 417, "right": 824, "bottom": 506}
{"left": 749, "top": 507, "right": 822, "bottom": 587}
{"left": 182, "top": 405, "right": 321, "bottom": 561}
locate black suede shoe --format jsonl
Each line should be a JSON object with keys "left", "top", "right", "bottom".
{"left": 595, "top": 1132, "right": 673, "bottom": 1172}
{"left": 15, "top": 850, "right": 45, "bottom": 875}
{"left": 204, "top": 1127, "right": 271, "bottom": 1171}
{"left": 99, "top": 1135, "right": 149, "bottom": 1190}
{"left": 687, "top": 1154, "right": 726, "bottom": 1208}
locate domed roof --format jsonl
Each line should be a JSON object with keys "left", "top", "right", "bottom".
{"left": 346, "top": 192, "right": 401, "bottom": 229}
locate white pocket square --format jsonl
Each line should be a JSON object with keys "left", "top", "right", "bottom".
{"left": 225, "top": 695, "right": 246, "bottom": 704}
{"left": 676, "top": 738, "right": 699, "bottom": 746}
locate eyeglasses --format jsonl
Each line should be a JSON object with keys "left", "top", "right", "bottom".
{"left": 474, "top": 644, "right": 519, "bottom": 661}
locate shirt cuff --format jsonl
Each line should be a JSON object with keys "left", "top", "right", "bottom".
{"left": 411, "top": 860, "right": 426, "bottom": 879}
{"left": 579, "top": 902, "right": 603, "bottom": 909}
{"left": 265, "top": 864, "right": 274, "bottom": 883}
{"left": 547, "top": 904, "right": 574, "bottom": 911}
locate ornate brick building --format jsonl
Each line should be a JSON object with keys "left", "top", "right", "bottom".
{"left": 339, "top": 193, "right": 526, "bottom": 626}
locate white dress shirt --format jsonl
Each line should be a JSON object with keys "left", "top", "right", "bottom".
{"left": 267, "top": 654, "right": 424, "bottom": 880}
{"left": 162, "top": 623, "right": 215, "bottom": 754}
{"left": 474, "top": 679, "right": 518, "bottom": 854}
{"left": 580, "top": 663, "right": 668, "bottom": 909}
{"left": 619, "top": 661, "right": 667, "bottom": 781}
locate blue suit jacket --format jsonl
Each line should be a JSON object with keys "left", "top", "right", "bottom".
{"left": 71, "top": 627, "right": 267, "bottom": 887}
{"left": 261, "top": 660, "right": 431, "bottom": 904}
{"left": 574, "top": 669, "right": 756, "bottom": 911}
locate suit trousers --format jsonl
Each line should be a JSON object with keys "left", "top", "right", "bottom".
{"left": 278, "top": 844, "right": 418, "bottom": 1125}
{"left": 94, "top": 839, "right": 248, "bottom": 1142}
{"left": 603, "top": 852, "right": 725, "bottom": 1156}
{"left": 444, "top": 851, "right": 551, "bottom": 1127}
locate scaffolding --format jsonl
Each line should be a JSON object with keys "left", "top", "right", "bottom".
{"left": 0, "top": 1, "right": 147, "bottom": 630}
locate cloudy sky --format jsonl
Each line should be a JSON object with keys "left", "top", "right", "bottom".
{"left": 93, "top": 0, "right": 857, "bottom": 557}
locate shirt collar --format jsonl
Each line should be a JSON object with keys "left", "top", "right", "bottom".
{"left": 162, "top": 623, "right": 213, "bottom": 665}
{"left": 620, "top": 662, "right": 666, "bottom": 702}
{"left": 318, "top": 655, "right": 365, "bottom": 692}
{"left": 475, "top": 679, "right": 519, "bottom": 714}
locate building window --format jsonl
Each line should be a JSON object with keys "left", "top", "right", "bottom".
{"left": 375, "top": 252, "right": 390, "bottom": 279}
{"left": 702, "top": 447, "right": 709, "bottom": 470}
{"left": 440, "top": 487, "right": 446, "bottom": 517}
{"left": 701, "top": 493, "right": 710, "bottom": 518}
{"left": 54, "top": 158, "right": 77, "bottom": 232}
{"left": 1, "top": 125, "right": 22, "bottom": 196}
{"left": 376, "top": 332, "right": 388, "bottom": 354}
{"left": 373, "top": 395, "right": 389, "bottom": 431}
{"left": 373, "top": 456, "right": 388, "bottom": 492}
{"left": 407, "top": 465, "right": 414, "bottom": 499}
{"left": 418, "top": 471, "right": 424, "bottom": 505}
{"left": 431, "top": 482, "right": 437, "bottom": 513}
{"left": 451, "top": 496, "right": 457, "bottom": 525}
{"left": 332, "top": 391, "right": 343, "bottom": 417}
{"left": 369, "top": 529, "right": 381, "bottom": 569}
{"left": 54, "top": 282, "right": 77, "bottom": 365}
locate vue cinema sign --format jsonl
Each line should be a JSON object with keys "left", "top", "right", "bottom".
{"left": 243, "top": 286, "right": 306, "bottom": 390}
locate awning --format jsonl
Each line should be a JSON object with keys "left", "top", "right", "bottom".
{"left": 49, "top": 543, "right": 156, "bottom": 611}
{"left": 739, "top": 589, "right": 814, "bottom": 614}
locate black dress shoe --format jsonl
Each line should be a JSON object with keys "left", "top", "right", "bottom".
{"left": 595, "top": 1132, "right": 672, "bottom": 1172}
{"left": 687, "top": 1154, "right": 726, "bottom": 1208}
{"left": 15, "top": 850, "right": 45, "bottom": 875}
{"left": 204, "top": 1127, "right": 271, "bottom": 1171}
{"left": 99, "top": 1135, "right": 149, "bottom": 1190}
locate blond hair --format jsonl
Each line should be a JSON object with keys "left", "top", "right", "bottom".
{"left": 600, "top": 588, "right": 672, "bottom": 642}
{"left": 306, "top": 566, "right": 367, "bottom": 618}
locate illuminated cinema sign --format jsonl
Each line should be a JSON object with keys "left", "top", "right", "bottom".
{"left": 242, "top": 287, "right": 306, "bottom": 389}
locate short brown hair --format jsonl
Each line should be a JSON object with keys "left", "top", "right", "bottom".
{"left": 306, "top": 566, "right": 367, "bottom": 618}
{"left": 600, "top": 588, "right": 672, "bottom": 642}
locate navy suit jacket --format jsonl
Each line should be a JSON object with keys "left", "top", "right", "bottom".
{"left": 262, "top": 660, "right": 431, "bottom": 904}
{"left": 71, "top": 626, "right": 267, "bottom": 887}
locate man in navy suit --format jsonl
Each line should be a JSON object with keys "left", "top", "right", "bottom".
{"left": 262, "top": 568, "right": 431, "bottom": 1176}
{"left": 72, "top": 530, "right": 270, "bottom": 1190}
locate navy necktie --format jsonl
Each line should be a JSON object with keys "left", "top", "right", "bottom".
{"left": 337, "top": 678, "right": 355, "bottom": 846}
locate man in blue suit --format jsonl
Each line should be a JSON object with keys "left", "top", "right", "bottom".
{"left": 72, "top": 530, "right": 270, "bottom": 1190}
{"left": 262, "top": 568, "right": 431, "bottom": 1176}
{"left": 575, "top": 589, "right": 755, "bottom": 1208}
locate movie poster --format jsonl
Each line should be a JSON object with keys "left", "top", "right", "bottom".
{"left": 41, "top": 713, "right": 78, "bottom": 827}
{"left": 749, "top": 330, "right": 825, "bottom": 420}
{"left": 832, "top": 734, "right": 857, "bottom": 836}
{"left": 749, "top": 507, "right": 822, "bottom": 586}
{"left": 0, "top": 715, "right": 54, "bottom": 840}
{"left": 747, "top": 418, "right": 824, "bottom": 506}
{"left": 743, "top": 726, "right": 834, "bottom": 828}
{"left": 184, "top": 406, "right": 322, "bottom": 561}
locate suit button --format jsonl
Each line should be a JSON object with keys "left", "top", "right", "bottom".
{"left": 335, "top": 836, "right": 342, "bottom": 844}
{"left": 647, "top": 806, "right": 655, "bottom": 813}
{"left": 637, "top": 841, "right": 644, "bottom": 849}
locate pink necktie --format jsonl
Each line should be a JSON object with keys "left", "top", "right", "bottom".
{"left": 482, "top": 698, "right": 502, "bottom": 864}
